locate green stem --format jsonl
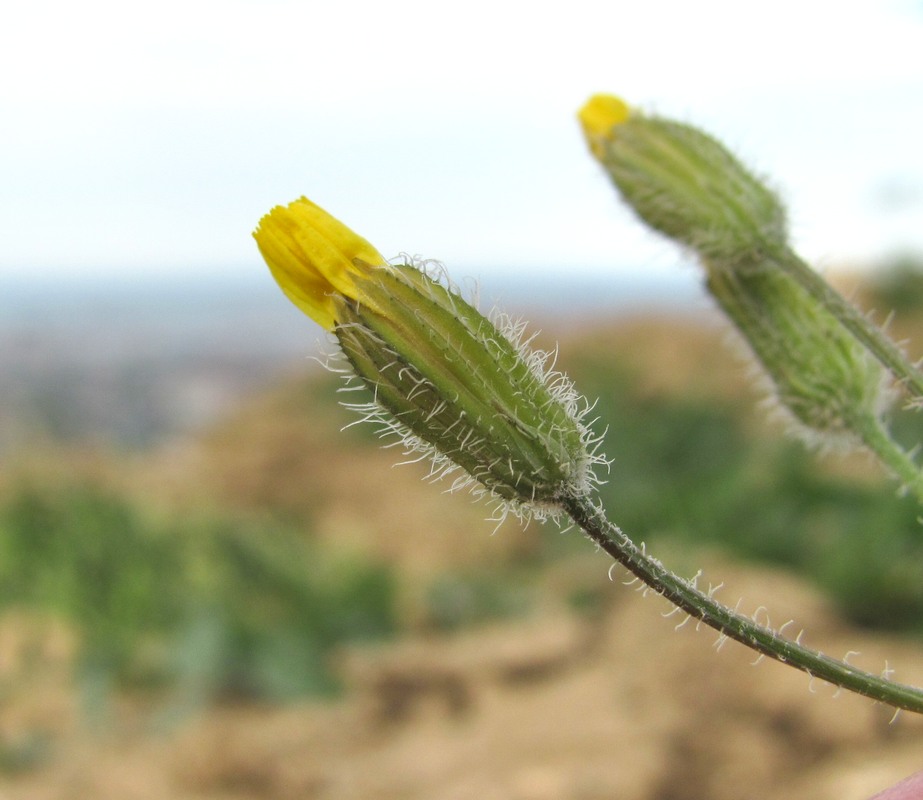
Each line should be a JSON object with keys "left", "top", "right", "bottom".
{"left": 562, "top": 492, "right": 923, "bottom": 714}
{"left": 777, "top": 249, "right": 923, "bottom": 402}
{"left": 849, "top": 411, "right": 923, "bottom": 505}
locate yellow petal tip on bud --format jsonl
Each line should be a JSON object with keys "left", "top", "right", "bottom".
{"left": 578, "top": 94, "right": 631, "bottom": 158}
{"left": 253, "top": 196, "right": 386, "bottom": 330}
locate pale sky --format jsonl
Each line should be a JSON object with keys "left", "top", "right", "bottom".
{"left": 1, "top": 0, "right": 922, "bottom": 286}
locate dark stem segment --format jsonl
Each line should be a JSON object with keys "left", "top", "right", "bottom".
{"left": 562, "top": 492, "right": 923, "bottom": 715}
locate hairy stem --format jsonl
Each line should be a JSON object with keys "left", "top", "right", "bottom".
{"left": 562, "top": 492, "right": 923, "bottom": 714}
{"left": 848, "top": 411, "right": 923, "bottom": 505}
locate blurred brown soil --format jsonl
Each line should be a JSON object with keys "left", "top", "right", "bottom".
{"left": 2, "top": 552, "right": 923, "bottom": 800}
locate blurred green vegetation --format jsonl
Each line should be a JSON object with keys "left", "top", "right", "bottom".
{"left": 422, "top": 568, "right": 535, "bottom": 632}
{"left": 867, "top": 252, "right": 923, "bottom": 313}
{"left": 0, "top": 482, "right": 396, "bottom": 706}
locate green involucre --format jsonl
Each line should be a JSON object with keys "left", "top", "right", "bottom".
{"left": 596, "top": 114, "right": 788, "bottom": 271}
{"left": 708, "top": 267, "right": 887, "bottom": 439}
{"left": 333, "top": 265, "right": 593, "bottom": 509}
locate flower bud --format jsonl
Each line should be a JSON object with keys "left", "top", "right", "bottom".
{"left": 254, "top": 197, "right": 602, "bottom": 517}
{"left": 579, "top": 94, "right": 893, "bottom": 447}
{"left": 578, "top": 94, "right": 788, "bottom": 272}
{"left": 708, "top": 267, "right": 889, "bottom": 444}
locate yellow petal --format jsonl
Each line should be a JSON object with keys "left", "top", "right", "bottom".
{"left": 254, "top": 197, "right": 386, "bottom": 329}
{"left": 578, "top": 94, "right": 631, "bottom": 158}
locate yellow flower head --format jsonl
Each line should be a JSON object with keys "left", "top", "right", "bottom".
{"left": 578, "top": 94, "right": 631, "bottom": 158}
{"left": 253, "top": 196, "right": 386, "bottom": 329}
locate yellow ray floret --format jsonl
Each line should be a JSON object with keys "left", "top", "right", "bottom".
{"left": 578, "top": 94, "right": 631, "bottom": 158}
{"left": 253, "top": 197, "right": 386, "bottom": 329}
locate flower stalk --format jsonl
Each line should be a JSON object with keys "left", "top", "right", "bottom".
{"left": 562, "top": 491, "right": 923, "bottom": 714}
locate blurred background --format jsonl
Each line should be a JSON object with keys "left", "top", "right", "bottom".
{"left": 2, "top": 1, "right": 923, "bottom": 797}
